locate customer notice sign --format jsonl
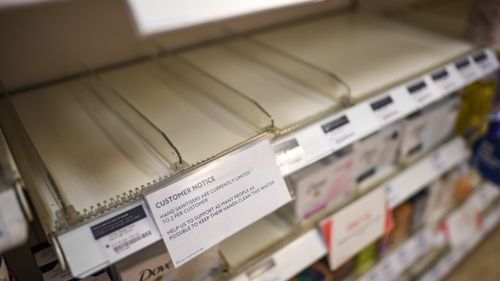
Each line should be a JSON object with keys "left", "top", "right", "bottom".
{"left": 145, "top": 137, "right": 291, "bottom": 267}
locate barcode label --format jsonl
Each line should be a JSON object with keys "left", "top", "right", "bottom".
{"left": 113, "top": 230, "right": 152, "bottom": 253}
{"left": 431, "top": 67, "right": 461, "bottom": 95}
{"left": 92, "top": 204, "right": 160, "bottom": 262}
{"left": 273, "top": 138, "right": 305, "bottom": 175}
{"left": 455, "top": 57, "right": 480, "bottom": 83}
{"left": 322, "top": 115, "right": 357, "bottom": 150}
{"left": 370, "top": 95, "right": 400, "bottom": 124}
{"left": 407, "top": 79, "right": 436, "bottom": 105}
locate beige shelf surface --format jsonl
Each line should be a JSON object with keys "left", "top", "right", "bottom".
{"left": 100, "top": 61, "right": 259, "bottom": 165}
{"left": 181, "top": 41, "right": 338, "bottom": 129}
{"left": 12, "top": 81, "right": 168, "bottom": 213}
{"left": 254, "top": 12, "right": 474, "bottom": 100}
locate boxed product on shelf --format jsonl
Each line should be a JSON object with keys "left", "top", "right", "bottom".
{"left": 422, "top": 95, "right": 461, "bottom": 149}
{"left": 353, "top": 242, "right": 377, "bottom": 275}
{"left": 113, "top": 242, "right": 177, "bottom": 281}
{"left": 31, "top": 241, "right": 111, "bottom": 281}
{"left": 390, "top": 203, "right": 413, "bottom": 247}
{"left": 355, "top": 123, "right": 403, "bottom": 192}
{"left": 287, "top": 146, "right": 355, "bottom": 219}
{"left": 399, "top": 111, "right": 429, "bottom": 163}
{"left": 377, "top": 123, "right": 403, "bottom": 170}
{"left": 408, "top": 188, "right": 430, "bottom": 233}
{"left": 454, "top": 163, "right": 472, "bottom": 204}
{"left": 376, "top": 232, "right": 393, "bottom": 259}
{"left": 354, "top": 133, "right": 382, "bottom": 184}
{"left": 290, "top": 258, "right": 333, "bottom": 281}
{"left": 332, "top": 257, "right": 355, "bottom": 281}
{"left": 425, "top": 169, "right": 460, "bottom": 224}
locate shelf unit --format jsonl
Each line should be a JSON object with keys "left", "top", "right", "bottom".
{"left": 0, "top": 5, "right": 498, "bottom": 280}
{"left": 226, "top": 137, "right": 470, "bottom": 281}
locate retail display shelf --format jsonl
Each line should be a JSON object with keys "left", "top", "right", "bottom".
{"left": 416, "top": 202, "right": 500, "bottom": 281}
{"left": 273, "top": 46, "right": 497, "bottom": 177}
{"left": 50, "top": 135, "right": 467, "bottom": 278}
{"left": 385, "top": 138, "right": 468, "bottom": 209}
{"left": 226, "top": 138, "right": 468, "bottom": 281}
{"left": 0, "top": 9, "right": 497, "bottom": 280}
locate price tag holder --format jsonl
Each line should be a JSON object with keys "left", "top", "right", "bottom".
{"left": 455, "top": 57, "right": 481, "bottom": 84}
{"left": 430, "top": 67, "right": 463, "bottom": 96}
{"left": 145, "top": 138, "right": 291, "bottom": 267}
{"left": 321, "top": 114, "right": 357, "bottom": 151}
{"left": 472, "top": 49, "right": 499, "bottom": 75}
{"left": 273, "top": 138, "right": 305, "bottom": 176}
{"left": 90, "top": 204, "right": 160, "bottom": 263}
{"left": 406, "top": 77, "right": 439, "bottom": 108}
{"left": 327, "top": 187, "right": 386, "bottom": 269}
{"left": 369, "top": 95, "right": 401, "bottom": 126}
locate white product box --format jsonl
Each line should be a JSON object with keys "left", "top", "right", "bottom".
{"left": 424, "top": 169, "right": 459, "bottom": 224}
{"left": 354, "top": 132, "right": 383, "bottom": 183}
{"left": 288, "top": 146, "right": 355, "bottom": 219}
{"left": 377, "top": 122, "right": 403, "bottom": 170}
{"left": 400, "top": 111, "right": 430, "bottom": 163}
{"left": 423, "top": 96, "right": 460, "bottom": 149}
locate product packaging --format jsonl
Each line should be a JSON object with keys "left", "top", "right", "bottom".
{"left": 454, "top": 164, "right": 472, "bottom": 204}
{"left": 390, "top": 203, "right": 413, "bottom": 247}
{"left": 399, "top": 111, "right": 429, "bottom": 163}
{"left": 377, "top": 123, "right": 403, "bottom": 170}
{"left": 408, "top": 188, "right": 430, "bottom": 233}
{"left": 423, "top": 96, "right": 460, "bottom": 148}
{"left": 354, "top": 133, "right": 382, "bottom": 184}
{"left": 354, "top": 242, "right": 377, "bottom": 274}
{"left": 288, "top": 146, "right": 355, "bottom": 219}
{"left": 31, "top": 241, "right": 111, "bottom": 281}
{"left": 291, "top": 258, "right": 333, "bottom": 281}
{"left": 114, "top": 242, "right": 177, "bottom": 281}
{"left": 332, "top": 257, "right": 354, "bottom": 281}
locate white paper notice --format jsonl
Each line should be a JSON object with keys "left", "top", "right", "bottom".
{"left": 145, "top": 139, "right": 291, "bottom": 267}
{"left": 445, "top": 199, "right": 480, "bottom": 249}
{"left": 328, "top": 187, "right": 386, "bottom": 269}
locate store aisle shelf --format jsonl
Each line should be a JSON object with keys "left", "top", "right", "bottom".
{"left": 274, "top": 47, "right": 497, "bottom": 177}
{"left": 0, "top": 10, "right": 498, "bottom": 279}
{"left": 228, "top": 137, "right": 469, "bottom": 281}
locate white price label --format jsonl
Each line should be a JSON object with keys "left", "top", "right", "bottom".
{"left": 407, "top": 79, "right": 437, "bottom": 106}
{"left": 455, "top": 58, "right": 481, "bottom": 83}
{"left": 90, "top": 204, "right": 160, "bottom": 263}
{"left": 370, "top": 95, "right": 400, "bottom": 125}
{"left": 273, "top": 138, "right": 305, "bottom": 175}
{"left": 430, "top": 68, "right": 462, "bottom": 96}
{"left": 145, "top": 138, "right": 291, "bottom": 267}
{"left": 473, "top": 50, "right": 498, "bottom": 74}
{"left": 321, "top": 115, "right": 357, "bottom": 150}
{"left": 328, "top": 187, "right": 386, "bottom": 269}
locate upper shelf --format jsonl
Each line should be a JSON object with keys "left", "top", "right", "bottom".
{"left": 182, "top": 38, "right": 349, "bottom": 132}
{"left": 254, "top": 12, "right": 474, "bottom": 100}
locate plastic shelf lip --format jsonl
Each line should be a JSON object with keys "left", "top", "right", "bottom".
{"left": 57, "top": 200, "right": 160, "bottom": 278}
{"left": 230, "top": 229, "right": 326, "bottom": 281}
{"left": 386, "top": 138, "right": 467, "bottom": 209}
{"left": 0, "top": 188, "right": 28, "bottom": 254}
{"left": 275, "top": 48, "right": 499, "bottom": 178}
{"left": 473, "top": 48, "right": 499, "bottom": 75}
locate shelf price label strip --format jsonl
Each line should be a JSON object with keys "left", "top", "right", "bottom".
{"left": 275, "top": 48, "right": 497, "bottom": 177}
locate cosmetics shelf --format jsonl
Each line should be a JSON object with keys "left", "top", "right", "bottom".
{"left": 225, "top": 137, "right": 469, "bottom": 281}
